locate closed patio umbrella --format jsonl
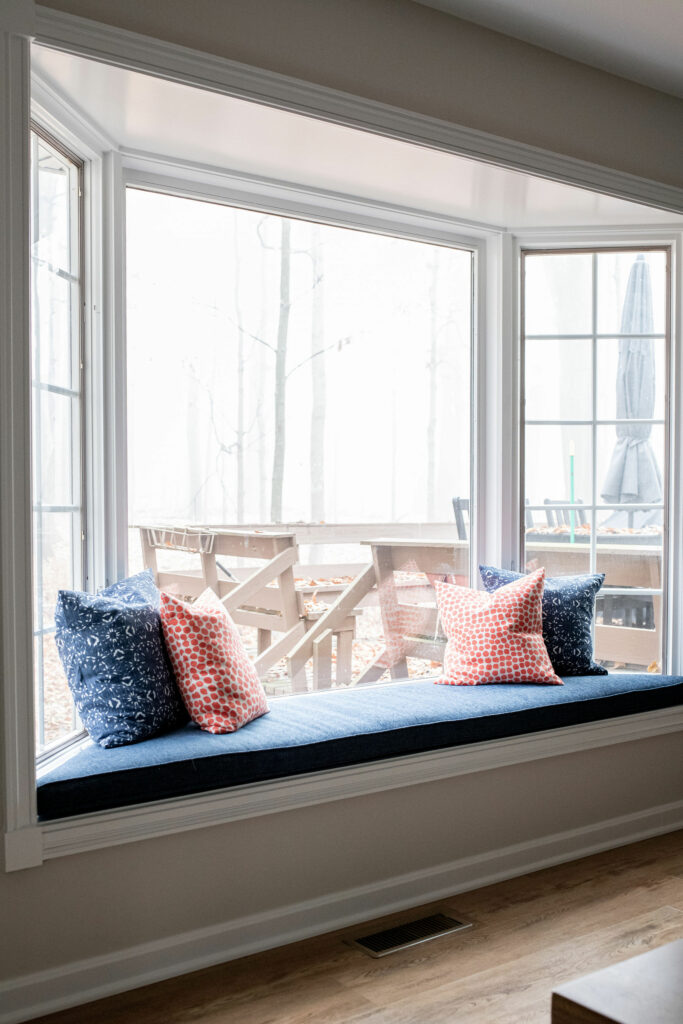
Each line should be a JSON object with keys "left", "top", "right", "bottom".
{"left": 601, "top": 255, "right": 662, "bottom": 528}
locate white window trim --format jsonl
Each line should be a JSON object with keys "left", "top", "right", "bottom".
{"left": 3, "top": 3, "right": 683, "bottom": 871}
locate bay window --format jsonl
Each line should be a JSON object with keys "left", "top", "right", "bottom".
{"left": 0, "top": 34, "right": 676, "bottom": 869}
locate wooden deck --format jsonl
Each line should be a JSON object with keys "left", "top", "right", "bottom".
{"left": 138, "top": 522, "right": 664, "bottom": 687}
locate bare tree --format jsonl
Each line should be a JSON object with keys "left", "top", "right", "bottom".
{"left": 310, "top": 225, "right": 326, "bottom": 520}
{"left": 206, "top": 216, "right": 346, "bottom": 526}
{"left": 270, "top": 219, "right": 291, "bottom": 521}
{"left": 426, "top": 250, "right": 439, "bottom": 519}
{"left": 233, "top": 213, "right": 246, "bottom": 522}
{"left": 257, "top": 253, "right": 268, "bottom": 522}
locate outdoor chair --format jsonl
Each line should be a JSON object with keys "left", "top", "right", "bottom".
{"left": 543, "top": 498, "right": 588, "bottom": 528}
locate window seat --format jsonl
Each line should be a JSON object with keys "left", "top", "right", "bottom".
{"left": 37, "top": 673, "right": 683, "bottom": 821}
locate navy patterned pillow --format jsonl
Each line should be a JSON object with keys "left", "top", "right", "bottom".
{"left": 478, "top": 566, "right": 607, "bottom": 676}
{"left": 55, "top": 570, "right": 187, "bottom": 748}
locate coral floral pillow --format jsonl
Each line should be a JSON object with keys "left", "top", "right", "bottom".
{"left": 434, "top": 568, "right": 562, "bottom": 686}
{"left": 159, "top": 589, "right": 269, "bottom": 733}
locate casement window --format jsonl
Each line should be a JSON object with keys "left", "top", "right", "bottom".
{"left": 30, "top": 126, "right": 85, "bottom": 753}
{"left": 521, "top": 248, "right": 670, "bottom": 671}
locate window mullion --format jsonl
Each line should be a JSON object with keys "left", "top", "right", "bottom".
{"left": 590, "top": 252, "right": 598, "bottom": 577}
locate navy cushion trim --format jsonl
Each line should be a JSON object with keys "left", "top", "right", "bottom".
{"left": 37, "top": 674, "right": 683, "bottom": 820}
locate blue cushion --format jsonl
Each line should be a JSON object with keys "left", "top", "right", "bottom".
{"left": 55, "top": 570, "right": 187, "bottom": 748}
{"left": 36, "top": 673, "right": 682, "bottom": 820}
{"left": 479, "top": 565, "right": 607, "bottom": 676}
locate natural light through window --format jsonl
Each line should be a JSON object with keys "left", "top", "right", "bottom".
{"left": 30, "top": 128, "right": 84, "bottom": 752}
{"left": 522, "top": 248, "right": 669, "bottom": 673}
{"left": 126, "top": 189, "right": 473, "bottom": 693}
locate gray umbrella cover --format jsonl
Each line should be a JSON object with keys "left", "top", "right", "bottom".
{"left": 600, "top": 255, "right": 662, "bottom": 510}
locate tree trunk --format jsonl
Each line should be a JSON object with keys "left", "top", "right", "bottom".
{"left": 426, "top": 251, "right": 439, "bottom": 520}
{"left": 233, "top": 215, "right": 245, "bottom": 523}
{"left": 310, "top": 226, "right": 326, "bottom": 521}
{"left": 257, "top": 254, "right": 268, "bottom": 522}
{"left": 270, "top": 219, "right": 291, "bottom": 522}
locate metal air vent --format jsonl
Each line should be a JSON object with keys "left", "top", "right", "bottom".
{"left": 348, "top": 912, "right": 472, "bottom": 958}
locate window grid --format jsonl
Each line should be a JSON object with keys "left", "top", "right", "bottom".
{"left": 521, "top": 248, "right": 670, "bottom": 670}
{"left": 31, "top": 125, "right": 86, "bottom": 752}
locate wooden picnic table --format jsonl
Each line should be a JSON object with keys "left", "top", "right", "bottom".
{"left": 362, "top": 537, "right": 662, "bottom": 672}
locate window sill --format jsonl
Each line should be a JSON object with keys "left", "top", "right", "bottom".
{"left": 5, "top": 703, "right": 682, "bottom": 871}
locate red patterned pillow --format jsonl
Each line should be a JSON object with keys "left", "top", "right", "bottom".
{"left": 434, "top": 568, "right": 562, "bottom": 686}
{"left": 159, "top": 589, "right": 269, "bottom": 732}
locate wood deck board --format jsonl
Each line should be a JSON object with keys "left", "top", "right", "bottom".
{"left": 29, "top": 831, "right": 683, "bottom": 1024}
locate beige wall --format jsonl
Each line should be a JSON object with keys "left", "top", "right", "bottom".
{"left": 2, "top": 733, "right": 682, "bottom": 982}
{"left": 41, "top": 0, "right": 683, "bottom": 188}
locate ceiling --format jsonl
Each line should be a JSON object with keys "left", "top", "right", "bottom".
{"left": 416, "top": 0, "right": 683, "bottom": 99}
{"left": 32, "top": 45, "right": 682, "bottom": 232}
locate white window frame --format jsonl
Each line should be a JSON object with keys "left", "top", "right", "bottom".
{"left": 29, "top": 84, "right": 112, "bottom": 769}
{"left": 519, "top": 241, "right": 674, "bottom": 670}
{"left": 2, "top": 3, "right": 682, "bottom": 871}
{"left": 30, "top": 120, "right": 87, "bottom": 755}
{"left": 514, "top": 229, "right": 683, "bottom": 674}
{"left": 121, "top": 157, "right": 491, "bottom": 591}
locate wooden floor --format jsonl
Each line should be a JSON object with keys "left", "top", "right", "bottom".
{"left": 33, "top": 830, "right": 683, "bottom": 1024}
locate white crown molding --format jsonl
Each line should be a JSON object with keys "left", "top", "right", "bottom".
{"left": 2, "top": 795, "right": 682, "bottom": 1024}
{"left": 34, "top": 706, "right": 683, "bottom": 865}
{"left": 33, "top": 6, "right": 683, "bottom": 215}
{"left": 123, "top": 152, "right": 501, "bottom": 241}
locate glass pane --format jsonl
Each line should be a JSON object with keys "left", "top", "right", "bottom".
{"left": 525, "top": 425, "right": 592, "bottom": 509}
{"left": 595, "top": 508, "right": 663, "bottom": 586}
{"left": 525, "top": 338, "right": 592, "bottom": 421}
{"left": 593, "top": 506, "right": 662, "bottom": 674}
{"left": 524, "top": 253, "right": 592, "bottom": 336}
{"left": 596, "top": 251, "right": 667, "bottom": 337}
{"left": 34, "top": 390, "right": 78, "bottom": 506}
{"left": 596, "top": 423, "right": 664, "bottom": 509}
{"left": 33, "top": 142, "right": 70, "bottom": 274}
{"left": 33, "top": 138, "right": 74, "bottom": 274}
{"left": 32, "top": 267, "right": 78, "bottom": 390}
{"left": 524, "top": 508, "right": 592, "bottom": 576}
{"left": 34, "top": 511, "right": 78, "bottom": 629}
{"left": 596, "top": 337, "right": 665, "bottom": 422}
{"left": 31, "top": 129, "right": 83, "bottom": 754}
{"left": 126, "top": 189, "right": 473, "bottom": 693}
{"left": 41, "top": 632, "right": 78, "bottom": 748}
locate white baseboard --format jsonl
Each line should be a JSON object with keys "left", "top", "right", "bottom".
{"left": 2, "top": 799, "right": 681, "bottom": 1024}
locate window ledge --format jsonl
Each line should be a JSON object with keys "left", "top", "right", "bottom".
{"left": 3, "top": 705, "right": 680, "bottom": 871}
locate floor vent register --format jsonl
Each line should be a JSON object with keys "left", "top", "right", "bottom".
{"left": 349, "top": 912, "right": 472, "bottom": 958}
